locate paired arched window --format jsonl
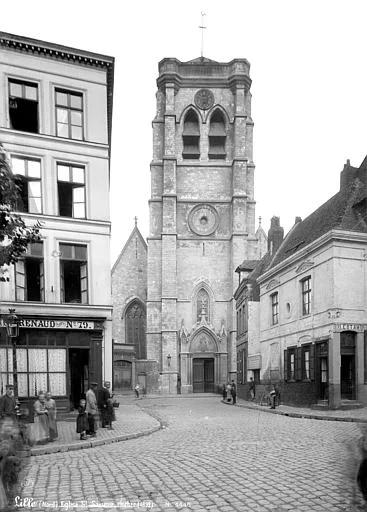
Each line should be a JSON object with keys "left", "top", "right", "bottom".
{"left": 196, "top": 288, "right": 210, "bottom": 322}
{"left": 182, "top": 108, "right": 227, "bottom": 160}
{"left": 182, "top": 109, "right": 200, "bottom": 159}
{"left": 209, "top": 110, "right": 226, "bottom": 160}
{"left": 125, "top": 300, "right": 146, "bottom": 359}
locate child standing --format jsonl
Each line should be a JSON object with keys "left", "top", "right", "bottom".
{"left": 76, "top": 399, "right": 89, "bottom": 440}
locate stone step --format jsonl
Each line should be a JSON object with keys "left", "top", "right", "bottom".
{"left": 311, "top": 400, "right": 364, "bottom": 410}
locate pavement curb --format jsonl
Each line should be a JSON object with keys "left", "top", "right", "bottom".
{"left": 223, "top": 400, "right": 367, "bottom": 423}
{"left": 29, "top": 408, "right": 163, "bottom": 456}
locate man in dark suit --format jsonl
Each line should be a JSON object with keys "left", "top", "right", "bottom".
{"left": 98, "top": 381, "right": 111, "bottom": 428}
{"left": 0, "top": 384, "right": 17, "bottom": 419}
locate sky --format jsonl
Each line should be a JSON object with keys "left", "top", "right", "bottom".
{"left": 2, "top": 0, "right": 367, "bottom": 264}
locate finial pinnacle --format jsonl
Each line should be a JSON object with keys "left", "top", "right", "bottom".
{"left": 134, "top": 216, "right": 138, "bottom": 227}
{"left": 259, "top": 216, "right": 262, "bottom": 227}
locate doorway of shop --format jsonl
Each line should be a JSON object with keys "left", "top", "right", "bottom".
{"left": 340, "top": 332, "right": 356, "bottom": 400}
{"left": 193, "top": 358, "right": 214, "bottom": 393}
{"left": 69, "top": 348, "right": 89, "bottom": 409}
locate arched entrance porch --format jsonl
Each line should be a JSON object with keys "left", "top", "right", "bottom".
{"left": 179, "top": 327, "right": 227, "bottom": 394}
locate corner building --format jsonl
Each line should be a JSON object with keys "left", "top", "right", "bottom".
{"left": 147, "top": 57, "right": 259, "bottom": 394}
{"left": 0, "top": 32, "right": 114, "bottom": 412}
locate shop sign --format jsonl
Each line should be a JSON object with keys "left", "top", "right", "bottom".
{"left": 334, "top": 323, "right": 367, "bottom": 332}
{"left": 1, "top": 318, "right": 101, "bottom": 330}
{"left": 247, "top": 354, "right": 261, "bottom": 369}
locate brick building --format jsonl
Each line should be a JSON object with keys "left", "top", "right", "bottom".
{"left": 0, "top": 32, "right": 114, "bottom": 412}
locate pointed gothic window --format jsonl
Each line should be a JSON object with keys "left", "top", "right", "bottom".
{"left": 182, "top": 110, "right": 200, "bottom": 159}
{"left": 209, "top": 110, "right": 226, "bottom": 159}
{"left": 197, "top": 288, "right": 210, "bottom": 322}
{"left": 125, "top": 301, "right": 146, "bottom": 359}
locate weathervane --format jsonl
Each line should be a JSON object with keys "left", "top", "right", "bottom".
{"left": 199, "top": 11, "right": 207, "bottom": 58}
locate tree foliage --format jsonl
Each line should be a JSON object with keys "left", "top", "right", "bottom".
{"left": 0, "top": 144, "right": 41, "bottom": 269}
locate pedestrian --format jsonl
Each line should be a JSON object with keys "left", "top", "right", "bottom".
{"left": 222, "top": 384, "right": 226, "bottom": 401}
{"left": 226, "top": 382, "right": 232, "bottom": 402}
{"left": 134, "top": 383, "right": 140, "bottom": 399}
{"left": 76, "top": 399, "right": 89, "bottom": 440}
{"left": 249, "top": 377, "right": 255, "bottom": 401}
{"left": 45, "top": 391, "right": 58, "bottom": 441}
{"left": 0, "top": 384, "right": 17, "bottom": 420}
{"left": 86, "top": 383, "right": 98, "bottom": 437}
{"left": 98, "top": 381, "right": 112, "bottom": 428}
{"left": 231, "top": 380, "right": 237, "bottom": 405}
{"left": 269, "top": 385, "right": 277, "bottom": 409}
{"left": 32, "top": 392, "right": 50, "bottom": 444}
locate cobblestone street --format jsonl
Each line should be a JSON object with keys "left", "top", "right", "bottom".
{"left": 17, "top": 397, "right": 367, "bottom": 511}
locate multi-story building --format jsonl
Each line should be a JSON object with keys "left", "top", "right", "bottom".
{"left": 0, "top": 32, "right": 114, "bottom": 412}
{"left": 256, "top": 159, "right": 367, "bottom": 408}
{"left": 235, "top": 217, "right": 282, "bottom": 399}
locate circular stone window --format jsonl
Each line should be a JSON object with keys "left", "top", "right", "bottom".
{"left": 188, "top": 205, "right": 219, "bottom": 236}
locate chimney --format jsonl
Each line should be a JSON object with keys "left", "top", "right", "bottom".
{"left": 295, "top": 216, "right": 302, "bottom": 224}
{"left": 268, "top": 216, "right": 284, "bottom": 255}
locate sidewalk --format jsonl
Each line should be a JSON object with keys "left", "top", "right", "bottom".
{"left": 225, "top": 397, "right": 367, "bottom": 423}
{"left": 29, "top": 396, "right": 161, "bottom": 456}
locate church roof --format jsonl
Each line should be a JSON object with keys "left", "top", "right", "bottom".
{"left": 111, "top": 224, "right": 147, "bottom": 274}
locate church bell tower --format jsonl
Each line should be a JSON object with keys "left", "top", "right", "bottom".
{"left": 147, "top": 57, "right": 258, "bottom": 394}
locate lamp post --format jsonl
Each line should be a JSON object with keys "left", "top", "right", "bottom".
{"left": 4, "top": 309, "right": 20, "bottom": 408}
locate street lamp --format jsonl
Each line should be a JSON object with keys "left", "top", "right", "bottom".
{"left": 4, "top": 309, "right": 19, "bottom": 405}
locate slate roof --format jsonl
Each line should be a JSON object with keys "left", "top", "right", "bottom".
{"left": 236, "top": 259, "right": 259, "bottom": 273}
{"left": 268, "top": 162, "right": 367, "bottom": 270}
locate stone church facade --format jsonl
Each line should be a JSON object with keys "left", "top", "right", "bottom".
{"left": 146, "top": 57, "right": 260, "bottom": 394}
{"left": 112, "top": 56, "right": 262, "bottom": 394}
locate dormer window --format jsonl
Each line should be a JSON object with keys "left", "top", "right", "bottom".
{"left": 182, "top": 110, "right": 200, "bottom": 159}
{"left": 209, "top": 110, "right": 226, "bottom": 160}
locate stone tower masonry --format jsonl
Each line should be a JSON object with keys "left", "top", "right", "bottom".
{"left": 147, "top": 57, "right": 259, "bottom": 394}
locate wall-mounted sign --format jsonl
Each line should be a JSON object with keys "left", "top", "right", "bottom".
{"left": 334, "top": 323, "right": 366, "bottom": 333}
{"left": 1, "top": 318, "right": 102, "bottom": 330}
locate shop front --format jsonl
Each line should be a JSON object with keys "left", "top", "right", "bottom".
{"left": 0, "top": 316, "right": 105, "bottom": 413}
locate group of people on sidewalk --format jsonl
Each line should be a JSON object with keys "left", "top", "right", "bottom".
{"left": 0, "top": 385, "right": 58, "bottom": 445}
{"left": 0, "top": 380, "right": 118, "bottom": 445}
{"left": 223, "top": 381, "right": 237, "bottom": 404}
{"left": 76, "top": 381, "right": 117, "bottom": 440}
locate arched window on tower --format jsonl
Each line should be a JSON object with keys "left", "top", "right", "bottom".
{"left": 209, "top": 110, "right": 226, "bottom": 160}
{"left": 196, "top": 288, "right": 210, "bottom": 323}
{"left": 125, "top": 300, "right": 146, "bottom": 359}
{"left": 182, "top": 109, "right": 200, "bottom": 159}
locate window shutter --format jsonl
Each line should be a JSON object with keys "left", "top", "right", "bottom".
{"left": 60, "top": 261, "right": 65, "bottom": 302}
{"left": 80, "top": 262, "right": 88, "bottom": 304}
{"left": 39, "top": 260, "right": 44, "bottom": 301}
{"left": 15, "top": 260, "right": 25, "bottom": 301}
{"left": 295, "top": 347, "right": 302, "bottom": 381}
{"left": 283, "top": 349, "right": 288, "bottom": 381}
{"left": 310, "top": 344, "right": 315, "bottom": 381}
